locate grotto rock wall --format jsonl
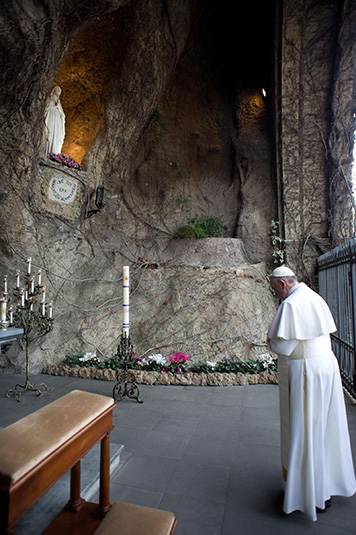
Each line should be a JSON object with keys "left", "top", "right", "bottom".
{"left": 277, "top": 0, "right": 356, "bottom": 284}
{"left": 0, "top": 0, "right": 355, "bottom": 372}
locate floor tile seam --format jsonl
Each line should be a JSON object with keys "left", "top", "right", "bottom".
{"left": 168, "top": 460, "right": 233, "bottom": 477}
{"left": 134, "top": 448, "right": 188, "bottom": 462}
{"left": 158, "top": 490, "right": 228, "bottom": 508}
{"left": 157, "top": 492, "right": 226, "bottom": 532}
{"left": 110, "top": 480, "right": 164, "bottom": 494}
{"left": 111, "top": 465, "right": 177, "bottom": 496}
{"left": 109, "top": 479, "right": 165, "bottom": 501}
{"left": 314, "top": 513, "right": 356, "bottom": 532}
{"left": 161, "top": 487, "right": 228, "bottom": 508}
{"left": 114, "top": 421, "right": 163, "bottom": 432}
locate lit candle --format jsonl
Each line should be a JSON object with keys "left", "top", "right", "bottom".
{"left": 42, "top": 302, "right": 46, "bottom": 316}
{"left": 42, "top": 286, "right": 46, "bottom": 303}
{"left": 27, "top": 257, "right": 32, "bottom": 275}
{"left": 16, "top": 271, "right": 20, "bottom": 288}
{"left": 38, "top": 269, "right": 42, "bottom": 286}
{"left": 48, "top": 302, "right": 53, "bottom": 319}
{"left": 20, "top": 289, "right": 25, "bottom": 307}
{"left": 30, "top": 276, "right": 35, "bottom": 294}
{"left": 9, "top": 305, "right": 13, "bottom": 324}
{"left": 123, "top": 266, "right": 130, "bottom": 336}
{"left": 0, "top": 299, "right": 6, "bottom": 322}
{"left": 3, "top": 276, "right": 7, "bottom": 294}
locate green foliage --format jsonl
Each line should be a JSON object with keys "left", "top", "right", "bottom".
{"left": 174, "top": 215, "right": 226, "bottom": 239}
{"left": 63, "top": 354, "right": 102, "bottom": 368}
{"left": 171, "top": 195, "right": 192, "bottom": 212}
{"left": 270, "top": 219, "right": 285, "bottom": 266}
{"left": 215, "top": 357, "right": 277, "bottom": 374}
{"left": 190, "top": 361, "right": 216, "bottom": 373}
{"left": 62, "top": 353, "right": 277, "bottom": 374}
{"left": 63, "top": 354, "right": 83, "bottom": 367}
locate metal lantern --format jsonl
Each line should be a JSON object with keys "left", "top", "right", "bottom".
{"left": 95, "top": 185, "right": 108, "bottom": 210}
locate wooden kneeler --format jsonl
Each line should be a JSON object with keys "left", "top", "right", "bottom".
{"left": 0, "top": 390, "right": 116, "bottom": 535}
{"left": 93, "top": 502, "right": 178, "bottom": 535}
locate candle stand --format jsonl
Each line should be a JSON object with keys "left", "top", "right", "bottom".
{"left": 113, "top": 333, "right": 143, "bottom": 403}
{"left": 4, "top": 269, "right": 54, "bottom": 401}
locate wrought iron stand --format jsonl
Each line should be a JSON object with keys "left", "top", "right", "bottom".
{"left": 112, "top": 333, "right": 143, "bottom": 403}
{"left": 5, "top": 274, "right": 54, "bottom": 401}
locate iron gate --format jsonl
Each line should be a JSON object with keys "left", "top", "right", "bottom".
{"left": 318, "top": 239, "right": 356, "bottom": 398}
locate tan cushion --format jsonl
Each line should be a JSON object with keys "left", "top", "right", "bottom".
{"left": 0, "top": 390, "right": 114, "bottom": 483}
{"left": 93, "top": 502, "right": 176, "bottom": 535}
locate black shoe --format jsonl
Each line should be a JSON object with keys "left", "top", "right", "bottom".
{"left": 317, "top": 498, "right": 332, "bottom": 513}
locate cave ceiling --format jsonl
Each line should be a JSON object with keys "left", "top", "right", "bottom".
{"left": 55, "top": 0, "right": 276, "bottom": 163}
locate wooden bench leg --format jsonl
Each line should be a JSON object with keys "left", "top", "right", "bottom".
{"left": 66, "top": 460, "right": 85, "bottom": 511}
{"left": 97, "top": 433, "right": 111, "bottom": 515}
{"left": 170, "top": 519, "right": 178, "bottom": 535}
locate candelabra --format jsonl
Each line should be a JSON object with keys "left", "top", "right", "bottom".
{"left": 112, "top": 333, "right": 143, "bottom": 403}
{"left": 2, "top": 258, "right": 54, "bottom": 401}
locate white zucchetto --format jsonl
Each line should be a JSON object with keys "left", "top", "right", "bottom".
{"left": 271, "top": 266, "right": 296, "bottom": 278}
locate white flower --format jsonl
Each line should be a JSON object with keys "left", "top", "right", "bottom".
{"left": 257, "top": 353, "right": 275, "bottom": 369}
{"left": 146, "top": 354, "right": 166, "bottom": 365}
{"left": 79, "top": 351, "right": 99, "bottom": 362}
{"left": 206, "top": 361, "right": 217, "bottom": 368}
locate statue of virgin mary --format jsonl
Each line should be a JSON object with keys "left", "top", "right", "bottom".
{"left": 44, "top": 85, "right": 66, "bottom": 155}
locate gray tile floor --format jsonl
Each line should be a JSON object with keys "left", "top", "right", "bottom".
{"left": 1, "top": 373, "right": 356, "bottom": 534}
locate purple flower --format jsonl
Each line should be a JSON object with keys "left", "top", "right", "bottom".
{"left": 47, "top": 153, "right": 81, "bottom": 170}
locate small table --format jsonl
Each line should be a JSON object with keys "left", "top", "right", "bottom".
{"left": 0, "top": 328, "right": 23, "bottom": 354}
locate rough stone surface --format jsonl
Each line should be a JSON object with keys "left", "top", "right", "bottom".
{"left": 279, "top": 1, "right": 356, "bottom": 285}
{"left": 2, "top": 260, "right": 276, "bottom": 374}
{"left": 148, "top": 238, "right": 248, "bottom": 268}
{"left": 42, "top": 364, "right": 278, "bottom": 386}
{"left": 1, "top": 1, "right": 355, "bottom": 375}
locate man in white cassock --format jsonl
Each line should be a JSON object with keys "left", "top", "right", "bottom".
{"left": 267, "top": 266, "right": 356, "bottom": 521}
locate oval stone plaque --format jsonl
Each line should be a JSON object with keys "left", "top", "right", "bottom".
{"left": 48, "top": 174, "right": 78, "bottom": 204}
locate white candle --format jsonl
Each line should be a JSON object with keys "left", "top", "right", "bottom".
{"left": 48, "top": 302, "right": 53, "bottom": 319}
{"left": 16, "top": 271, "right": 20, "bottom": 288}
{"left": 123, "top": 266, "right": 130, "bottom": 336}
{"left": 42, "top": 286, "right": 46, "bottom": 303}
{"left": 27, "top": 257, "right": 32, "bottom": 275}
{"left": 3, "top": 276, "right": 7, "bottom": 294}
{"left": 9, "top": 305, "right": 13, "bottom": 324}
{"left": 30, "top": 276, "right": 35, "bottom": 293}
{"left": 38, "top": 269, "right": 42, "bottom": 286}
{"left": 0, "top": 299, "right": 6, "bottom": 322}
{"left": 42, "top": 302, "right": 46, "bottom": 316}
{"left": 20, "top": 289, "right": 25, "bottom": 307}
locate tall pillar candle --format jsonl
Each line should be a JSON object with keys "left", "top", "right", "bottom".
{"left": 0, "top": 299, "right": 6, "bottom": 322}
{"left": 123, "top": 266, "right": 130, "bottom": 336}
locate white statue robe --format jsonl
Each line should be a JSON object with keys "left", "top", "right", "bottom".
{"left": 267, "top": 282, "right": 356, "bottom": 521}
{"left": 44, "top": 98, "right": 65, "bottom": 155}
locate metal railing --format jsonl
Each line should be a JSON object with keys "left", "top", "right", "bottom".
{"left": 318, "top": 239, "right": 356, "bottom": 398}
